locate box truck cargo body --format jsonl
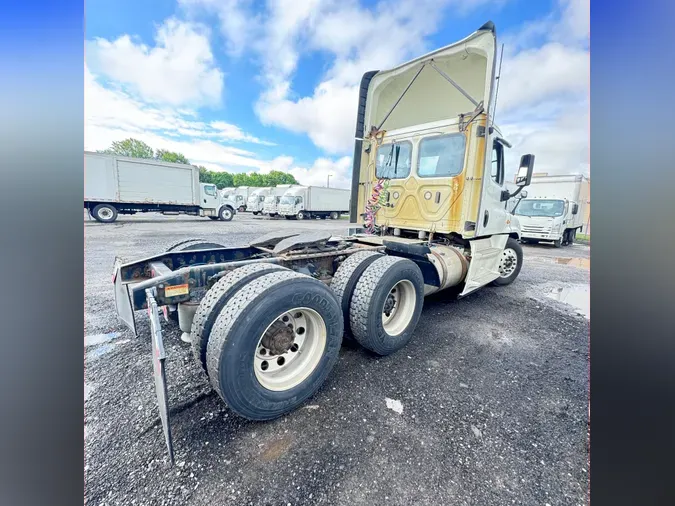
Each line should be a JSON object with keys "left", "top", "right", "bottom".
{"left": 84, "top": 151, "right": 237, "bottom": 223}
{"left": 247, "top": 187, "right": 275, "bottom": 214}
{"left": 278, "top": 186, "right": 350, "bottom": 219}
{"left": 514, "top": 174, "right": 589, "bottom": 246}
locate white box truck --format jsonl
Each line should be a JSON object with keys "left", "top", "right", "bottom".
{"left": 513, "top": 174, "right": 589, "bottom": 247}
{"left": 84, "top": 151, "right": 238, "bottom": 223}
{"left": 247, "top": 187, "right": 274, "bottom": 215}
{"left": 278, "top": 186, "right": 350, "bottom": 220}
{"left": 262, "top": 185, "right": 296, "bottom": 217}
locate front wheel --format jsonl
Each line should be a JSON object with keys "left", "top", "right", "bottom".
{"left": 208, "top": 216, "right": 219, "bottom": 220}
{"left": 238, "top": 206, "right": 246, "bottom": 213}
{"left": 205, "top": 271, "right": 343, "bottom": 420}
{"left": 297, "top": 211, "right": 307, "bottom": 220}
{"left": 219, "top": 206, "right": 234, "bottom": 221}
{"left": 492, "top": 238, "right": 524, "bottom": 286}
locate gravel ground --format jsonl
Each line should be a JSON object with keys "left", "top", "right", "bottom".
{"left": 84, "top": 212, "right": 590, "bottom": 506}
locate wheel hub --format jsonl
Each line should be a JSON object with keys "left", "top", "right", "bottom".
{"left": 261, "top": 320, "right": 295, "bottom": 355}
{"left": 498, "top": 248, "right": 518, "bottom": 277}
{"left": 254, "top": 308, "right": 327, "bottom": 392}
{"left": 383, "top": 292, "right": 397, "bottom": 316}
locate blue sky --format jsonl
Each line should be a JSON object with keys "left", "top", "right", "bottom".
{"left": 85, "top": 0, "right": 589, "bottom": 188}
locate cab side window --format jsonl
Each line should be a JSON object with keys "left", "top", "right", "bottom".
{"left": 205, "top": 185, "right": 217, "bottom": 196}
{"left": 491, "top": 141, "right": 504, "bottom": 186}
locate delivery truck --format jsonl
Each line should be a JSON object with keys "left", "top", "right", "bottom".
{"left": 278, "top": 186, "right": 350, "bottom": 220}
{"left": 84, "top": 152, "right": 238, "bottom": 223}
{"left": 513, "top": 174, "right": 589, "bottom": 247}
{"left": 262, "top": 185, "right": 296, "bottom": 217}
{"left": 231, "top": 187, "right": 258, "bottom": 212}
{"left": 246, "top": 187, "right": 273, "bottom": 215}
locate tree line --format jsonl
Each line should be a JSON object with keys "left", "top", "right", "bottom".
{"left": 98, "top": 138, "right": 299, "bottom": 189}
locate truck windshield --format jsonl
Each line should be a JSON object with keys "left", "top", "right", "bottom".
{"left": 376, "top": 141, "right": 412, "bottom": 179}
{"left": 280, "top": 196, "right": 295, "bottom": 205}
{"left": 515, "top": 199, "right": 565, "bottom": 217}
{"left": 265, "top": 195, "right": 276, "bottom": 203}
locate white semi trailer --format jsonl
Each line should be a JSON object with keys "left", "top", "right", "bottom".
{"left": 514, "top": 174, "right": 589, "bottom": 247}
{"left": 84, "top": 151, "right": 237, "bottom": 223}
{"left": 278, "top": 186, "right": 350, "bottom": 220}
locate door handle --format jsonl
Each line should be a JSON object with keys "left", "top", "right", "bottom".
{"left": 483, "top": 210, "right": 489, "bottom": 227}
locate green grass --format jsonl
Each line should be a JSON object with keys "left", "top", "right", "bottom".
{"left": 576, "top": 233, "right": 590, "bottom": 242}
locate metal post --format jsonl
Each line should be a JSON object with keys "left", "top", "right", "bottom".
{"left": 327, "top": 174, "right": 332, "bottom": 188}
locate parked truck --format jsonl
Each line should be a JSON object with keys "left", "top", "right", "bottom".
{"left": 111, "top": 21, "right": 536, "bottom": 463}
{"left": 278, "top": 186, "right": 350, "bottom": 220}
{"left": 514, "top": 174, "right": 589, "bottom": 247}
{"left": 246, "top": 187, "right": 272, "bottom": 215}
{"left": 231, "top": 186, "right": 258, "bottom": 212}
{"left": 84, "top": 152, "right": 237, "bottom": 223}
{"left": 262, "top": 185, "right": 295, "bottom": 217}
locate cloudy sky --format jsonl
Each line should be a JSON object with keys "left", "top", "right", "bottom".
{"left": 85, "top": 0, "right": 589, "bottom": 189}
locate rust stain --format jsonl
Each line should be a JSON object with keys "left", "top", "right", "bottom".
{"left": 259, "top": 435, "right": 293, "bottom": 462}
{"left": 555, "top": 257, "right": 590, "bottom": 269}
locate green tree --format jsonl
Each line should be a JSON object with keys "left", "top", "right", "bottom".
{"left": 197, "top": 167, "right": 298, "bottom": 189}
{"left": 156, "top": 149, "right": 190, "bottom": 164}
{"left": 99, "top": 138, "right": 154, "bottom": 159}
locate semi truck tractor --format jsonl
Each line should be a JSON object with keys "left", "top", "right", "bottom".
{"left": 278, "top": 186, "right": 350, "bottom": 220}
{"left": 514, "top": 174, "right": 589, "bottom": 247}
{"left": 84, "top": 152, "right": 237, "bottom": 223}
{"left": 262, "top": 185, "right": 296, "bottom": 217}
{"left": 111, "top": 21, "right": 535, "bottom": 463}
{"left": 246, "top": 187, "right": 273, "bottom": 215}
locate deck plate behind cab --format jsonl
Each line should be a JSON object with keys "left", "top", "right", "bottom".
{"left": 273, "top": 231, "right": 333, "bottom": 254}
{"left": 249, "top": 231, "right": 303, "bottom": 248}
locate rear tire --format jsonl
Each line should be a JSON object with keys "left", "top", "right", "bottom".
{"left": 349, "top": 256, "right": 424, "bottom": 356}
{"left": 330, "top": 251, "right": 384, "bottom": 340}
{"left": 206, "top": 271, "right": 343, "bottom": 420}
{"left": 492, "top": 238, "right": 523, "bottom": 286}
{"left": 92, "top": 204, "right": 118, "bottom": 223}
{"left": 238, "top": 206, "right": 246, "bottom": 213}
{"left": 190, "top": 263, "right": 289, "bottom": 377}
{"left": 568, "top": 230, "right": 575, "bottom": 245}
{"left": 219, "top": 206, "right": 234, "bottom": 221}
{"left": 330, "top": 212, "right": 339, "bottom": 220}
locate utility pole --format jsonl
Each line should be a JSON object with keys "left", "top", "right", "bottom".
{"left": 327, "top": 174, "right": 332, "bottom": 188}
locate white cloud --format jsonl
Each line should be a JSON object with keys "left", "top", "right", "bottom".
{"left": 288, "top": 156, "right": 353, "bottom": 189}
{"left": 85, "top": 64, "right": 272, "bottom": 147}
{"left": 87, "top": 18, "right": 223, "bottom": 107}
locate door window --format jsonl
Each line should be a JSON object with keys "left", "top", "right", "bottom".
{"left": 491, "top": 141, "right": 504, "bottom": 186}
{"left": 204, "top": 185, "right": 217, "bottom": 196}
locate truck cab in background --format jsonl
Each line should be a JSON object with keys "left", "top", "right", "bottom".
{"left": 247, "top": 188, "right": 272, "bottom": 215}
{"left": 513, "top": 174, "right": 589, "bottom": 247}
{"left": 515, "top": 197, "right": 580, "bottom": 247}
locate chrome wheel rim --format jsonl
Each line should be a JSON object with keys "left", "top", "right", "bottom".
{"left": 381, "top": 280, "right": 416, "bottom": 336}
{"left": 498, "top": 248, "right": 518, "bottom": 278}
{"left": 254, "top": 307, "right": 326, "bottom": 391}
{"left": 99, "top": 207, "right": 113, "bottom": 220}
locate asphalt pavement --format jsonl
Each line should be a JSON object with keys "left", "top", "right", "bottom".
{"left": 84, "top": 212, "right": 590, "bottom": 506}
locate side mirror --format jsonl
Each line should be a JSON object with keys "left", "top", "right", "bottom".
{"left": 572, "top": 203, "right": 579, "bottom": 215}
{"left": 515, "top": 154, "right": 535, "bottom": 187}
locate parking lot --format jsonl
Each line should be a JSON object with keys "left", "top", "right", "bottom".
{"left": 84, "top": 212, "right": 589, "bottom": 506}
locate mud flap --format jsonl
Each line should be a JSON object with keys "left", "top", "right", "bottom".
{"left": 146, "top": 289, "right": 174, "bottom": 465}
{"left": 459, "top": 235, "right": 508, "bottom": 297}
{"left": 113, "top": 258, "right": 136, "bottom": 336}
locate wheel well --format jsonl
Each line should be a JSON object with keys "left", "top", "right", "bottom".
{"left": 509, "top": 232, "right": 520, "bottom": 240}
